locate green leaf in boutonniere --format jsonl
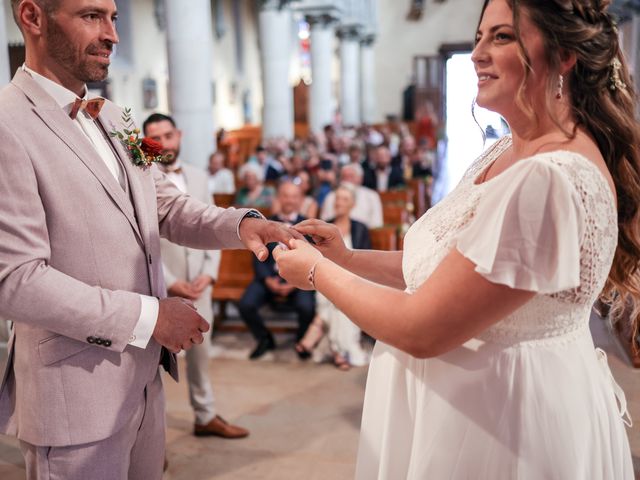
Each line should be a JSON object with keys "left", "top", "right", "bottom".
{"left": 110, "top": 107, "right": 166, "bottom": 168}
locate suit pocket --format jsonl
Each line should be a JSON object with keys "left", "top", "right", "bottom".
{"left": 38, "top": 334, "right": 93, "bottom": 366}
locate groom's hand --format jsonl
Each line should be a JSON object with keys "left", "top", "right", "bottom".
{"left": 154, "top": 297, "right": 210, "bottom": 353}
{"left": 239, "top": 217, "right": 303, "bottom": 262}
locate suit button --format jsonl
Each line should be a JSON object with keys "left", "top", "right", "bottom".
{"left": 95, "top": 338, "right": 104, "bottom": 345}
{"left": 87, "top": 336, "right": 96, "bottom": 344}
{"left": 103, "top": 340, "right": 112, "bottom": 347}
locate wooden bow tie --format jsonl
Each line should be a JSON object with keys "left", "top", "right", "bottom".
{"left": 69, "top": 97, "right": 106, "bottom": 120}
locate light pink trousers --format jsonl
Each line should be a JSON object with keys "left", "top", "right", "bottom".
{"left": 20, "top": 371, "right": 165, "bottom": 480}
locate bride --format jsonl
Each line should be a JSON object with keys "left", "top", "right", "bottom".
{"left": 274, "top": 0, "right": 639, "bottom": 478}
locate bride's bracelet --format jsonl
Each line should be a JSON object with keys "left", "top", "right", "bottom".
{"left": 307, "top": 258, "right": 325, "bottom": 290}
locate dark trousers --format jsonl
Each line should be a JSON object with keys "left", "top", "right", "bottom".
{"left": 238, "top": 281, "right": 315, "bottom": 342}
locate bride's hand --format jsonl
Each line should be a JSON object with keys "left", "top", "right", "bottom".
{"left": 292, "top": 219, "right": 352, "bottom": 267}
{"left": 273, "top": 239, "right": 324, "bottom": 290}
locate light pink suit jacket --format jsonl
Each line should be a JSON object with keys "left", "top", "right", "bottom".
{"left": 0, "top": 70, "right": 249, "bottom": 447}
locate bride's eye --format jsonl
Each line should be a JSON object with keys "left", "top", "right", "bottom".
{"left": 494, "top": 31, "right": 514, "bottom": 43}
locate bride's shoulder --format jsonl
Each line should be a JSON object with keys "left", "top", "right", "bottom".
{"left": 462, "top": 135, "right": 512, "bottom": 180}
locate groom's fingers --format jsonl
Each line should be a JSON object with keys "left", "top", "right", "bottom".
{"left": 244, "top": 234, "right": 269, "bottom": 262}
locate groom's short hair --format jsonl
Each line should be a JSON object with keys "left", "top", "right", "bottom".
{"left": 11, "top": 0, "right": 60, "bottom": 27}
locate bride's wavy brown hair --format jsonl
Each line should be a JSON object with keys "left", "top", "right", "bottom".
{"left": 479, "top": 0, "right": 640, "bottom": 346}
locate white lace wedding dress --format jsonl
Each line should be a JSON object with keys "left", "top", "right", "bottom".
{"left": 356, "top": 136, "right": 634, "bottom": 479}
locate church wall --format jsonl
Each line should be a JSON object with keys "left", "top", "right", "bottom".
{"left": 2, "top": 0, "right": 263, "bottom": 132}
{"left": 372, "top": 0, "right": 483, "bottom": 122}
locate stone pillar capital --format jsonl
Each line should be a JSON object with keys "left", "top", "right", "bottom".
{"left": 337, "top": 25, "right": 361, "bottom": 41}
{"left": 259, "top": 0, "right": 294, "bottom": 11}
{"left": 360, "top": 33, "right": 375, "bottom": 47}
{"left": 305, "top": 12, "right": 338, "bottom": 27}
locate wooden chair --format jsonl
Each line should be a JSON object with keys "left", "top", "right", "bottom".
{"left": 225, "top": 125, "right": 262, "bottom": 169}
{"left": 383, "top": 204, "right": 408, "bottom": 226}
{"left": 211, "top": 249, "right": 254, "bottom": 321}
{"left": 408, "top": 178, "right": 428, "bottom": 218}
{"left": 369, "top": 226, "right": 399, "bottom": 251}
{"left": 213, "top": 193, "right": 235, "bottom": 208}
{"left": 379, "top": 189, "right": 412, "bottom": 206}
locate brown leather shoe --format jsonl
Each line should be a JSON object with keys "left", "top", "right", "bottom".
{"left": 194, "top": 415, "right": 249, "bottom": 439}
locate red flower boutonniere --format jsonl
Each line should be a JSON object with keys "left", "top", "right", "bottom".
{"left": 110, "top": 108, "right": 166, "bottom": 168}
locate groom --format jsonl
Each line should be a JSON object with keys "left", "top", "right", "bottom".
{"left": 0, "top": 1, "right": 292, "bottom": 478}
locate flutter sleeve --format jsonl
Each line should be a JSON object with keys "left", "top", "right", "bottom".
{"left": 456, "top": 156, "right": 585, "bottom": 293}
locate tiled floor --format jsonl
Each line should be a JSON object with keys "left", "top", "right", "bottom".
{"left": 0, "top": 313, "right": 638, "bottom": 479}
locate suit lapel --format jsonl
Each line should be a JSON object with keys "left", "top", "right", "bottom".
{"left": 13, "top": 71, "right": 143, "bottom": 244}
{"left": 98, "top": 103, "right": 157, "bottom": 293}
{"left": 96, "top": 104, "right": 150, "bottom": 245}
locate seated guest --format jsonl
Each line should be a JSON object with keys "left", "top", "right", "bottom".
{"left": 297, "top": 170, "right": 319, "bottom": 219}
{"left": 321, "top": 163, "right": 383, "bottom": 229}
{"left": 275, "top": 171, "right": 318, "bottom": 218}
{"left": 314, "top": 158, "right": 337, "bottom": 208}
{"left": 296, "top": 184, "right": 371, "bottom": 370}
{"left": 285, "top": 151, "right": 306, "bottom": 178}
{"left": 234, "top": 162, "right": 275, "bottom": 208}
{"left": 411, "top": 138, "right": 435, "bottom": 179}
{"left": 253, "top": 145, "right": 285, "bottom": 182}
{"left": 348, "top": 143, "right": 364, "bottom": 165}
{"left": 362, "top": 144, "right": 405, "bottom": 192}
{"left": 207, "top": 151, "right": 236, "bottom": 195}
{"left": 394, "top": 135, "right": 417, "bottom": 177}
{"left": 238, "top": 181, "right": 315, "bottom": 360}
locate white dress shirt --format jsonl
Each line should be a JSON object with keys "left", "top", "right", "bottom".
{"left": 160, "top": 159, "right": 188, "bottom": 193}
{"left": 376, "top": 167, "right": 391, "bottom": 192}
{"left": 23, "top": 65, "right": 158, "bottom": 349}
{"left": 207, "top": 168, "right": 236, "bottom": 195}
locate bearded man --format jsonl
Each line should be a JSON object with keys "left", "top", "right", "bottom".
{"left": 0, "top": 1, "right": 293, "bottom": 478}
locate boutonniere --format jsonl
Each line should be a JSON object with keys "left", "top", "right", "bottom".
{"left": 110, "top": 107, "right": 165, "bottom": 168}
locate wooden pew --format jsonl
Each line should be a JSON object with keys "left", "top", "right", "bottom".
{"left": 383, "top": 203, "right": 408, "bottom": 226}
{"left": 370, "top": 226, "right": 399, "bottom": 251}
{"left": 211, "top": 247, "right": 300, "bottom": 334}
{"left": 224, "top": 125, "right": 262, "bottom": 169}
{"left": 379, "top": 189, "right": 412, "bottom": 206}
{"left": 211, "top": 249, "right": 254, "bottom": 321}
{"left": 213, "top": 193, "right": 235, "bottom": 208}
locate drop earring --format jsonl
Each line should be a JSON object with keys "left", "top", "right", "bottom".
{"left": 556, "top": 75, "right": 563, "bottom": 100}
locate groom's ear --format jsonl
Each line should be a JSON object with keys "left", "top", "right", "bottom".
{"left": 18, "top": 1, "right": 46, "bottom": 37}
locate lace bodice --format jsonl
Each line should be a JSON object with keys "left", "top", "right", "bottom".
{"left": 402, "top": 136, "right": 618, "bottom": 344}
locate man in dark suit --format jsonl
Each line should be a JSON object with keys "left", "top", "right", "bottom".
{"left": 362, "top": 144, "right": 405, "bottom": 192}
{"left": 238, "top": 181, "right": 315, "bottom": 360}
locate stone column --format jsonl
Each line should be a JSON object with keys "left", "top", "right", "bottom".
{"left": 165, "top": 0, "right": 215, "bottom": 169}
{"left": 360, "top": 35, "right": 375, "bottom": 124}
{"left": 307, "top": 14, "right": 335, "bottom": 135}
{"left": 338, "top": 26, "right": 361, "bottom": 126}
{"left": 259, "top": 1, "right": 294, "bottom": 140}
{"left": 0, "top": 0, "right": 11, "bottom": 86}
